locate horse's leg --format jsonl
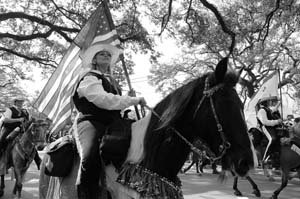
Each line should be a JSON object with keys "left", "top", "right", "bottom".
{"left": 0, "top": 175, "right": 4, "bottom": 197}
{"left": 246, "top": 176, "right": 261, "bottom": 197}
{"left": 199, "top": 158, "right": 209, "bottom": 173}
{"left": 263, "top": 160, "right": 275, "bottom": 181}
{"left": 233, "top": 176, "right": 243, "bottom": 196}
{"left": 212, "top": 162, "right": 219, "bottom": 174}
{"left": 195, "top": 160, "right": 200, "bottom": 174}
{"left": 12, "top": 181, "right": 17, "bottom": 195}
{"left": 270, "top": 169, "right": 289, "bottom": 199}
{"left": 13, "top": 167, "right": 23, "bottom": 199}
{"left": 183, "top": 161, "right": 194, "bottom": 173}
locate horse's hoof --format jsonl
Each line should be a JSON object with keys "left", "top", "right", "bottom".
{"left": 0, "top": 189, "right": 4, "bottom": 197}
{"left": 269, "top": 194, "right": 277, "bottom": 199}
{"left": 212, "top": 170, "right": 220, "bottom": 174}
{"left": 252, "top": 189, "right": 261, "bottom": 197}
{"left": 11, "top": 194, "right": 18, "bottom": 199}
{"left": 234, "top": 190, "right": 243, "bottom": 196}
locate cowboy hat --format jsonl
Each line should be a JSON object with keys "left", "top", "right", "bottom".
{"left": 257, "top": 96, "right": 278, "bottom": 104}
{"left": 82, "top": 43, "right": 122, "bottom": 68}
{"left": 13, "top": 98, "right": 25, "bottom": 103}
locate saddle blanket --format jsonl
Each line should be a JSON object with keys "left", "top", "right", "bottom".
{"left": 291, "top": 144, "right": 300, "bottom": 156}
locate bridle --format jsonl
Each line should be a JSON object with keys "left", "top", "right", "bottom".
{"left": 192, "top": 76, "right": 231, "bottom": 161}
{"left": 145, "top": 76, "right": 231, "bottom": 162}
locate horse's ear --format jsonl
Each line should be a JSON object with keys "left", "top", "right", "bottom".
{"left": 215, "top": 57, "right": 228, "bottom": 83}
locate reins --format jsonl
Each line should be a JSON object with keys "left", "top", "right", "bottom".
{"left": 16, "top": 122, "right": 36, "bottom": 161}
{"left": 144, "top": 76, "right": 231, "bottom": 162}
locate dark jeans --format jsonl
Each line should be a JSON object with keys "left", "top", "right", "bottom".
{"left": 75, "top": 120, "right": 105, "bottom": 197}
{"left": 0, "top": 127, "right": 13, "bottom": 153}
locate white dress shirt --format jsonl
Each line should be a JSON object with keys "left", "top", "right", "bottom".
{"left": 257, "top": 108, "right": 280, "bottom": 127}
{"left": 77, "top": 70, "right": 140, "bottom": 110}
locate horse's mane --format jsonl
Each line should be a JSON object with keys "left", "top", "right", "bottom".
{"left": 155, "top": 77, "right": 205, "bottom": 129}
{"left": 142, "top": 71, "right": 239, "bottom": 164}
{"left": 151, "top": 71, "right": 239, "bottom": 130}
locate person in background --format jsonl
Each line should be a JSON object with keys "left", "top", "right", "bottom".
{"left": 0, "top": 98, "right": 41, "bottom": 169}
{"left": 256, "top": 97, "right": 282, "bottom": 162}
{"left": 0, "top": 99, "right": 28, "bottom": 153}
{"left": 73, "top": 43, "right": 146, "bottom": 199}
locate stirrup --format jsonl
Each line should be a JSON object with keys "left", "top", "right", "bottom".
{"left": 262, "top": 155, "right": 270, "bottom": 164}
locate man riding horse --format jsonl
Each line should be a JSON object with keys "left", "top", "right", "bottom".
{"left": 256, "top": 96, "right": 283, "bottom": 166}
{"left": 73, "top": 43, "right": 147, "bottom": 199}
{"left": 0, "top": 98, "right": 41, "bottom": 170}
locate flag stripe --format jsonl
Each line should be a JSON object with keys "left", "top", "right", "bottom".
{"left": 37, "top": 45, "right": 80, "bottom": 112}
{"left": 50, "top": 110, "right": 72, "bottom": 134}
{"left": 51, "top": 71, "right": 82, "bottom": 124}
{"left": 40, "top": 50, "right": 81, "bottom": 117}
{"left": 47, "top": 59, "right": 81, "bottom": 119}
{"left": 92, "top": 30, "right": 119, "bottom": 44}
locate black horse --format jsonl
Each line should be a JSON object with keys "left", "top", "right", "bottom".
{"left": 269, "top": 123, "right": 300, "bottom": 199}
{"left": 250, "top": 125, "right": 290, "bottom": 180}
{"left": 39, "top": 57, "right": 255, "bottom": 199}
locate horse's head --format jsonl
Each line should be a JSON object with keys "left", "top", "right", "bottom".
{"left": 190, "top": 58, "right": 254, "bottom": 177}
{"left": 20, "top": 117, "right": 43, "bottom": 143}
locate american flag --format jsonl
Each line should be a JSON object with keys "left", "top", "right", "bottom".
{"left": 34, "top": 0, "right": 122, "bottom": 135}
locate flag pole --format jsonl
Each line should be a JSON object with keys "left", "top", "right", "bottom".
{"left": 120, "top": 54, "right": 141, "bottom": 120}
{"left": 277, "top": 67, "right": 283, "bottom": 120}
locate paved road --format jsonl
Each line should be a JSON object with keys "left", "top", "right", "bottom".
{"left": 0, "top": 157, "right": 299, "bottom": 199}
{"left": 180, "top": 168, "right": 299, "bottom": 199}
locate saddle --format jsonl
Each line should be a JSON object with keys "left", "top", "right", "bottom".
{"left": 44, "top": 135, "right": 75, "bottom": 177}
{"left": 100, "top": 118, "right": 135, "bottom": 169}
{"left": 44, "top": 118, "right": 134, "bottom": 177}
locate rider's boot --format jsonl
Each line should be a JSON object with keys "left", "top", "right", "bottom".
{"left": 212, "top": 163, "right": 219, "bottom": 174}
{"left": 0, "top": 140, "right": 8, "bottom": 157}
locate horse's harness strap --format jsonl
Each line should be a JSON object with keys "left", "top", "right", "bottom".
{"left": 16, "top": 138, "right": 35, "bottom": 161}
{"left": 193, "top": 77, "right": 231, "bottom": 161}
{"left": 144, "top": 76, "right": 231, "bottom": 162}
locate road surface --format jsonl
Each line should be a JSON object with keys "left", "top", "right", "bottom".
{"left": 0, "top": 155, "right": 299, "bottom": 199}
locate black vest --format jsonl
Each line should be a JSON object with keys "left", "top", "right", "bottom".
{"left": 73, "top": 72, "right": 122, "bottom": 125}
{"left": 257, "top": 107, "right": 277, "bottom": 128}
{"left": 3, "top": 107, "right": 29, "bottom": 130}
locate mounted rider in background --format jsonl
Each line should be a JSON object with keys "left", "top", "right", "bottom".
{"left": 0, "top": 98, "right": 41, "bottom": 170}
{"left": 256, "top": 97, "right": 282, "bottom": 163}
{"left": 0, "top": 99, "right": 29, "bottom": 153}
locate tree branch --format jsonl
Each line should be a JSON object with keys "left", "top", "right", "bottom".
{"left": 0, "top": 12, "right": 80, "bottom": 42}
{"left": 0, "top": 47, "right": 57, "bottom": 68}
{"left": 0, "top": 81, "right": 13, "bottom": 88}
{"left": 159, "top": 0, "right": 173, "bottom": 36}
{"left": 257, "top": 0, "right": 281, "bottom": 44}
{"left": 185, "top": 0, "right": 195, "bottom": 45}
{"left": 199, "top": 0, "right": 236, "bottom": 56}
{"left": 49, "top": 0, "right": 83, "bottom": 27}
